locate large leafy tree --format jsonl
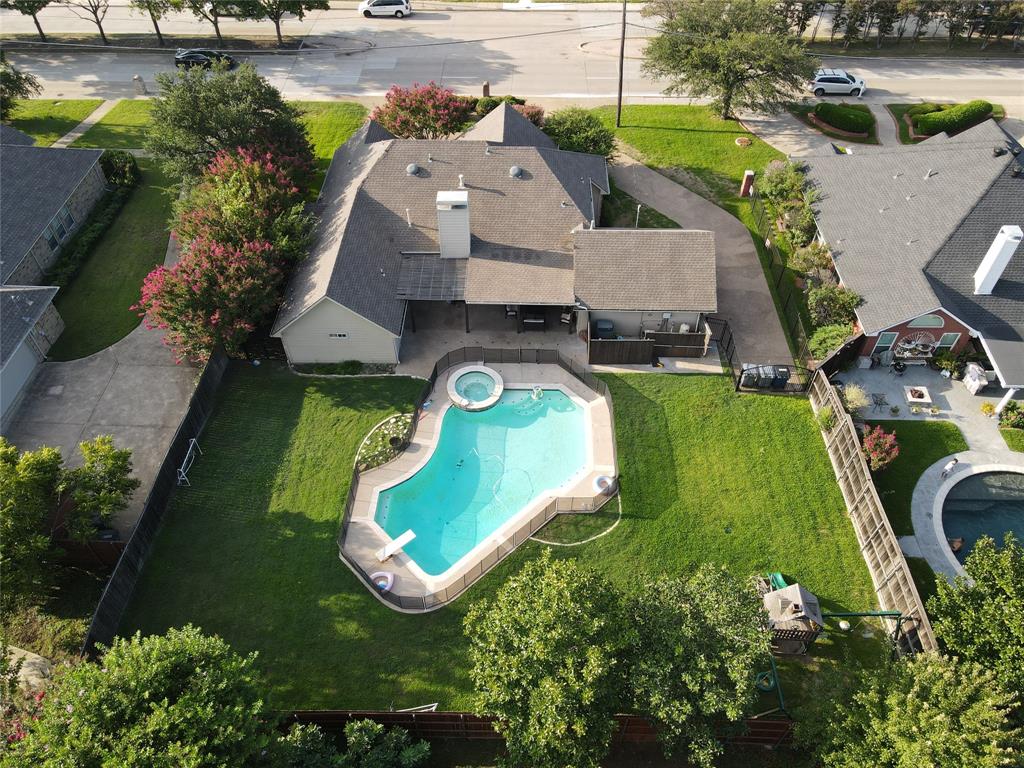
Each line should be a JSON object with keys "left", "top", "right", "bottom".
{"left": 65, "top": 0, "right": 111, "bottom": 45}
{"left": 145, "top": 62, "right": 312, "bottom": 180}
{"left": 0, "top": 52, "right": 41, "bottom": 123}
{"left": 928, "top": 533, "right": 1024, "bottom": 700}
{"left": 813, "top": 653, "right": 1022, "bottom": 767}
{"left": 0, "top": 0, "right": 53, "bottom": 41}
{"left": 128, "top": 0, "right": 176, "bottom": 46}
{"left": 464, "top": 552, "right": 633, "bottom": 768}
{"left": 232, "top": 0, "right": 330, "bottom": 46}
{"left": 370, "top": 82, "right": 472, "bottom": 140}
{"left": 178, "top": 0, "right": 224, "bottom": 43}
{"left": 61, "top": 435, "right": 140, "bottom": 541}
{"left": 642, "top": 0, "right": 817, "bottom": 119}
{"left": 542, "top": 107, "right": 615, "bottom": 159}
{"left": 629, "top": 566, "right": 772, "bottom": 768}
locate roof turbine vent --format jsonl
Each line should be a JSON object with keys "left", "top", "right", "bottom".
{"left": 406, "top": 163, "right": 420, "bottom": 176}
{"left": 509, "top": 165, "right": 523, "bottom": 178}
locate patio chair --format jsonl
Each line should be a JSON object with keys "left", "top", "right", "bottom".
{"left": 871, "top": 393, "right": 888, "bottom": 412}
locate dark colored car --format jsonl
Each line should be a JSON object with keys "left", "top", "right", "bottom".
{"left": 174, "top": 48, "right": 236, "bottom": 70}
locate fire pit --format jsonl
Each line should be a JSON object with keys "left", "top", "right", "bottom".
{"left": 904, "top": 386, "right": 932, "bottom": 405}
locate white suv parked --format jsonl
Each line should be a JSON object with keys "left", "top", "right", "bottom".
{"left": 809, "top": 68, "right": 866, "bottom": 97}
{"left": 359, "top": 0, "right": 412, "bottom": 17}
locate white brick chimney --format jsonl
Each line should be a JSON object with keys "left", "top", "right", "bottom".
{"left": 974, "top": 225, "right": 1022, "bottom": 295}
{"left": 436, "top": 190, "right": 470, "bottom": 259}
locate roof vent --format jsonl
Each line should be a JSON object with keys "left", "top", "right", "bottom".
{"left": 974, "top": 225, "right": 1023, "bottom": 295}
{"left": 560, "top": 200, "right": 569, "bottom": 208}
{"left": 924, "top": 168, "right": 937, "bottom": 179}
{"left": 458, "top": 174, "right": 466, "bottom": 189}
{"left": 509, "top": 165, "right": 523, "bottom": 178}
{"left": 993, "top": 146, "right": 1007, "bottom": 157}
{"left": 406, "top": 163, "right": 420, "bottom": 176}
{"left": 1012, "top": 164, "right": 1023, "bottom": 178}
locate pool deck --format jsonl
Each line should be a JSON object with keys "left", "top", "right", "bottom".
{"left": 340, "top": 362, "right": 617, "bottom": 609}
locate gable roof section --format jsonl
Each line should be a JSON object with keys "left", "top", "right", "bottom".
{"left": 461, "top": 102, "right": 557, "bottom": 149}
{"left": 1, "top": 145, "right": 103, "bottom": 284}
{"left": 801, "top": 121, "right": 1015, "bottom": 335}
{"left": 1, "top": 286, "right": 57, "bottom": 367}
{"left": 0, "top": 124, "right": 35, "bottom": 146}
{"left": 574, "top": 229, "right": 717, "bottom": 312}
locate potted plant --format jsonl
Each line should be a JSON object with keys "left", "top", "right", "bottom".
{"left": 929, "top": 405, "right": 940, "bottom": 415}
{"left": 911, "top": 406, "right": 922, "bottom": 415}
{"left": 890, "top": 405, "right": 900, "bottom": 416}
{"left": 981, "top": 401, "right": 996, "bottom": 418}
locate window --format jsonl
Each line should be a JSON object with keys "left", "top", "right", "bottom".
{"left": 936, "top": 332, "right": 961, "bottom": 350}
{"left": 59, "top": 204, "right": 74, "bottom": 230}
{"left": 328, "top": 332, "right": 348, "bottom": 339}
{"left": 50, "top": 217, "right": 67, "bottom": 240}
{"left": 872, "top": 332, "right": 898, "bottom": 355}
{"left": 43, "top": 224, "right": 59, "bottom": 250}
{"left": 908, "top": 314, "right": 944, "bottom": 328}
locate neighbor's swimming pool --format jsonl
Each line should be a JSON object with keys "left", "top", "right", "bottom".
{"left": 942, "top": 471, "right": 1024, "bottom": 558}
{"left": 374, "top": 388, "right": 587, "bottom": 576}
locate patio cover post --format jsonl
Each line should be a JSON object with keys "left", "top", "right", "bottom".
{"left": 996, "top": 387, "right": 1019, "bottom": 414}
{"left": 464, "top": 302, "right": 470, "bottom": 333}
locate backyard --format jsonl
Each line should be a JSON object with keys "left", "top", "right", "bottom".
{"left": 122, "top": 365, "right": 879, "bottom": 714}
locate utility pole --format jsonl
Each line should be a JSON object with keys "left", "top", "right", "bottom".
{"left": 616, "top": 0, "right": 627, "bottom": 127}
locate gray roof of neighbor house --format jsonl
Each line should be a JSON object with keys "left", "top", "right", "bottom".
{"left": 574, "top": 229, "right": 717, "bottom": 312}
{"left": 0, "top": 124, "right": 35, "bottom": 146}
{"left": 273, "top": 119, "right": 610, "bottom": 336}
{"left": 802, "top": 120, "right": 1024, "bottom": 386}
{"left": 461, "top": 102, "right": 557, "bottom": 149}
{"left": 0, "top": 144, "right": 104, "bottom": 284}
{"left": 1, "top": 285, "right": 57, "bottom": 367}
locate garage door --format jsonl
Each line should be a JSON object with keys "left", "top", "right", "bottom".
{"left": 1, "top": 342, "right": 40, "bottom": 421}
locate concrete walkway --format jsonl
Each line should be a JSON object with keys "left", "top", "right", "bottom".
{"left": 609, "top": 156, "right": 793, "bottom": 367}
{"left": 51, "top": 99, "right": 116, "bottom": 148}
{"left": 869, "top": 103, "right": 900, "bottom": 146}
{"left": 740, "top": 110, "right": 838, "bottom": 157}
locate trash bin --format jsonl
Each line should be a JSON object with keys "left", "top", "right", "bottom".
{"left": 770, "top": 366, "right": 790, "bottom": 389}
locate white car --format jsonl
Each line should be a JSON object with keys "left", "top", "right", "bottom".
{"left": 809, "top": 68, "right": 866, "bottom": 97}
{"left": 359, "top": 0, "right": 412, "bottom": 17}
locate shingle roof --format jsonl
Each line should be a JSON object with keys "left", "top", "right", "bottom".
{"left": 466, "top": 249, "right": 575, "bottom": 305}
{"left": 1, "top": 285, "right": 57, "bottom": 366}
{"left": 573, "top": 229, "right": 717, "bottom": 312}
{"left": 1, "top": 145, "right": 103, "bottom": 284}
{"left": 461, "top": 103, "right": 557, "bottom": 149}
{"left": 0, "top": 124, "right": 35, "bottom": 146}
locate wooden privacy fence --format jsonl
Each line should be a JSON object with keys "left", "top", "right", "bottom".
{"left": 807, "top": 370, "right": 936, "bottom": 652}
{"left": 286, "top": 711, "right": 794, "bottom": 748}
{"left": 80, "top": 350, "right": 230, "bottom": 657}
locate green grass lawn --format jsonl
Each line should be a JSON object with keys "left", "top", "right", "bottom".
{"left": 864, "top": 420, "right": 969, "bottom": 535}
{"left": 599, "top": 179, "right": 680, "bottom": 229}
{"left": 1002, "top": 428, "right": 1024, "bottom": 453}
{"left": 789, "top": 102, "right": 879, "bottom": 145}
{"left": 905, "top": 556, "right": 939, "bottom": 606}
{"left": 48, "top": 160, "right": 176, "bottom": 360}
{"left": 887, "top": 102, "right": 1007, "bottom": 144}
{"left": 293, "top": 101, "right": 368, "bottom": 193}
{"left": 71, "top": 99, "right": 154, "bottom": 149}
{"left": 122, "top": 367, "right": 878, "bottom": 713}
{"left": 8, "top": 98, "right": 104, "bottom": 146}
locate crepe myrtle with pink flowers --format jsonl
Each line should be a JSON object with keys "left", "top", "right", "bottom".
{"left": 861, "top": 425, "right": 899, "bottom": 472}
{"left": 370, "top": 81, "right": 473, "bottom": 139}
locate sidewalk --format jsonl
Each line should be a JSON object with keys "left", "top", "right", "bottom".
{"left": 51, "top": 99, "right": 116, "bottom": 148}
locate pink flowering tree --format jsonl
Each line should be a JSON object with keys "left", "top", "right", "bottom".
{"left": 513, "top": 103, "right": 545, "bottom": 126}
{"left": 135, "top": 237, "right": 282, "bottom": 362}
{"left": 370, "top": 82, "right": 472, "bottom": 139}
{"left": 862, "top": 425, "right": 899, "bottom": 471}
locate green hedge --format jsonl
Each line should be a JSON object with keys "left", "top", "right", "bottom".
{"left": 906, "top": 102, "right": 944, "bottom": 118}
{"left": 813, "top": 102, "right": 874, "bottom": 134}
{"left": 913, "top": 99, "right": 992, "bottom": 135}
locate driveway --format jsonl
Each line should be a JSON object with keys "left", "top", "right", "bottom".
{"left": 609, "top": 156, "right": 793, "bottom": 367}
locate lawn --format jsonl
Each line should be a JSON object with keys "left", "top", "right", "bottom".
{"left": 48, "top": 160, "right": 176, "bottom": 360}
{"left": 865, "top": 420, "right": 969, "bottom": 535}
{"left": 1002, "top": 428, "right": 1024, "bottom": 453}
{"left": 8, "top": 98, "right": 103, "bottom": 146}
{"left": 293, "top": 101, "right": 368, "bottom": 193}
{"left": 599, "top": 179, "right": 680, "bottom": 229}
{"left": 789, "top": 102, "right": 879, "bottom": 145}
{"left": 71, "top": 99, "right": 154, "bottom": 149}
{"left": 887, "top": 101, "right": 1007, "bottom": 144}
{"left": 122, "top": 367, "right": 878, "bottom": 713}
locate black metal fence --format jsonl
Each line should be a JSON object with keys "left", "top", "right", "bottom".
{"left": 706, "top": 316, "right": 810, "bottom": 394}
{"left": 80, "top": 349, "right": 230, "bottom": 657}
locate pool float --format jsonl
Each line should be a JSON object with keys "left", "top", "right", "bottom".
{"left": 593, "top": 475, "right": 616, "bottom": 494}
{"left": 369, "top": 571, "right": 395, "bottom": 593}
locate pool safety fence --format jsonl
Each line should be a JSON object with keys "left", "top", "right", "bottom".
{"left": 807, "top": 370, "right": 936, "bottom": 653}
{"left": 338, "top": 347, "right": 618, "bottom": 612}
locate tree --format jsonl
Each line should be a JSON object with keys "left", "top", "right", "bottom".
{"left": 0, "top": 52, "right": 41, "bottom": 123}
{"left": 464, "top": 552, "right": 632, "bottom": 768}
{"left": 128, "top": 0, "right": 175, "bottom": 46}
{"left": 179, "top": 0, "right": 224, "bottom": 43}
{"left": 812, "top": 654, "right": 1022, "bottom": 767}
{"left": 369, "top": 82, "right": 472, "bottom": 139}
{"left": 872, "top": 0, "right": 900, "bottom": 46}
{"left": 65, "top": 0, "right": 111, "bottom": 45}
{"left": 838, "top": 0, "right": 869, "bottom": 47}
{"left": 789, "top": 241, "right": 832, "bottom": 280}
{"left": 541, "top": 107, "right": 615, "bottom": 158}
{"left": 861, "top": 425, "right": 899, "bottom": 470}
{"left": 145, "top": 62, "right": 312, "bottom": 180}
{"left": 0, "top": 437, "right": 63, "bottom": 610}
{"left": 0, "top": 0, "right": 53, "bottom": 42}
{"left": 929, "top": 533, "right": 1024, "bottom": 699}
{"left": 807, "top": 284, "right": 861, "bottom": 326}
{"left": 629, "top": 566, "right": 772, "bottom": 768}
{"left": 339, "top": 719, "right": 430, "bottom": 768}
{"left": 809, "top": 323, "right": 855, "bottom": 359}
{"left": 61, "top": 436, "right": 140, "bottom": 541}
{"left": 642, "top": 0, "right": 817, "bottom": 119}
{"left": 232, "top": 0, "right": 329, "bottom": 46}
{"left": 5, "top": 626, "right": 273, "bottom": 766}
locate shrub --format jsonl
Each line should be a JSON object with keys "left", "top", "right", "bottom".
{"left": 475, "top": 94, "right": 525, "bottom": 115}
{"left": 906, "top": 102, "right": 943, "bottom": 117}
{"left": 512, "top": 102, "right": 545, "bottom": 126}
{"left": 46, "top": 185, "right": 134, "bottom": 287}
{"left": 813, "top": 102, "right": 874, "bottom": 134}
{"left": 455, "top": 94, "right": 478, "bottom": 112}
{"left": 787, "top": 201, "right": 818, "bottom": 248}
{"left": 758, "top": 159, "right": 804, "bottom": 205}
{"left": 370, "top": 82, "right": 472, "bottom": 139}
{"left": 807, "top": 285, "right": 861, "bottom": 327}
{"left": 981, "top": 401, "right": 996, "bottom": 417}
{"left": 862, "top": 425, "right": 899, "bottom": 471}
{"left": 913, "top": 99, "right": 992, "bottom": 135}
{"left": 999, "top": 400, "right": 1024, "bottom": 430}
{"left": 99, "top": 150, "right": 140, "bottom": 187}
{"left": 542, "top": 107, "right": 615, "bottom": 158}
{"left": 839, "top": 382, "right": 869, "bottom": 415}
{"left": 789, "top": 241, "right": 832, "bottom": 277}
{"left": 931, "top": 349, "right": 968, "bottom": 378}
{"left": 815, "top": 405, "right": 835, "bottom": 432}
{"left": 809, "top": 323, "right": 854, "bottom": 359}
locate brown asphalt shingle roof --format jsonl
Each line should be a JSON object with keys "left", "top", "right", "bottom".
{"left": 461, "top": 103, "right": 557, "bottom": 149}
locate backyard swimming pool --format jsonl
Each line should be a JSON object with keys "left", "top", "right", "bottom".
{"left": 942, "top": 471, "right": 1024, "bottom": 558}
{"left": 373, "top": 388, "right": 588, "bottom": 576}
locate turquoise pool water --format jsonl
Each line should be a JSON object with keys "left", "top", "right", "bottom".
{"left": 454, "top": 371, "right": 497, "bottom": 403}
{"left": 374, "top": 388, "right": 587, "bottom": 576}
{"left": 942, "top": 471, "right": 1024, "bottom": 558}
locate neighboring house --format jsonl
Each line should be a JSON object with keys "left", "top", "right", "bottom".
{"left": 0, "top": 125, "right": 105, "bottom": 422}
{"left": 802, "top": 120, "right": 1024, "bottom": 407}
{"left": 273, "top": 104, "right": 718, "bottom": 365}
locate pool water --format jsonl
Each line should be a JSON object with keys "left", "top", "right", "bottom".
{"left": 942, "top": 471, "right": 1024, "bottom": 558}
{"left": 374, "top": 389, "right": 587, "bottom": 576}
{"left": 454, "top": 371, "right": 496, "bottom": 403}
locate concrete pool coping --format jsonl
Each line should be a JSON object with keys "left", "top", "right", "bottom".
{"left": 340, "top": 362, "right": 617, "bottom": 610}
{"left": 445, "top": 364, "right": 504, "bottom": 411}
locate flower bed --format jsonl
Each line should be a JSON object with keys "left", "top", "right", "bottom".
{"left": 356, "top": 413, "right": 414, "bottom": 471}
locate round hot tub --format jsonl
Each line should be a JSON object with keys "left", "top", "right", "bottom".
{"left": 447, "top": 365, "right": 504, "bottom": 411}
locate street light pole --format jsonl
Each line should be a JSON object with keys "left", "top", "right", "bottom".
{"left": 615, "top": 0, "right": 626, "bottom": 127}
